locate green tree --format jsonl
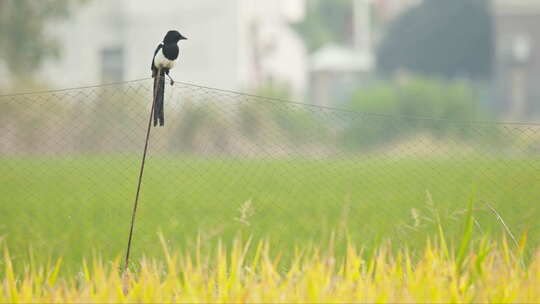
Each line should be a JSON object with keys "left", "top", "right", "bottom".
{"left": 343, "top": 77, "right": 488, "bottom": 149}
{"left": 0, "top": 0, "right": 86, "bottom": 79}
{"left": 291, "top": 0, "right": 353, "bottom": 52}
{"left": 377, "top": 0, "right": 493, "bottom": 79}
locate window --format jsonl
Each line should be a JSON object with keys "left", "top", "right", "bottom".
{"left": 101, "top": 47, "right": 124, "bottom": 83}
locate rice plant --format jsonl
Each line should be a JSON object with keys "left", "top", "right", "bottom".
{"left": 2, "top": 233, "right": 539, "bottom": 303}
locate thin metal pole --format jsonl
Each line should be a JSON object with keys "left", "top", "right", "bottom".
{"left": 123, "top": 70, "right": 162, "bottom": 273}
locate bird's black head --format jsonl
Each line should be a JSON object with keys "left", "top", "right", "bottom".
{"left": 163, "top": 30, "right": 187, "bottom": 44}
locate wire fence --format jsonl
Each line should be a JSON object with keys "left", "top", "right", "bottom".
{"left": 1, "top": 78, "right": 540, "bottom": 268}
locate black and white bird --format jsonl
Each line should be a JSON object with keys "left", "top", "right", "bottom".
{"left": 151, "top": 30, "right": 187, "bottom": 127}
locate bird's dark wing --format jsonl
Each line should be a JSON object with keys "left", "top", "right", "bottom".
{"left": 151, "top": 43, "right": 163, "bottom": 76}
{"left": 162, "top": 44, "right": 179, "bottom": 61}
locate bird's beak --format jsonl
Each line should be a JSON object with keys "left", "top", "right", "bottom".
{"left": 180, "top": 36, "right": 188, "bottom": 40}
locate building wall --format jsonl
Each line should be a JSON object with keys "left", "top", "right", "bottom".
{"left": 494, "top": 1, "right": 540, "bottom": 117}
{"left": 123, "top": 0, "right": 240, "bottom": 89}
{"left": 39, "top": 0, "right": 240, "bottom": 90}
{"left": 39, "top": 1, "right": 123, "bottom": 87}
{"left": 237, "top": 0, "right": 307, "bottom": 95}
{"left": 36, "top": 0, "right": 306, "bottom": 95}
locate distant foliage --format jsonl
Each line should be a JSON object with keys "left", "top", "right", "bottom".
{"left": 291, "top": 0, "right": 353, "bottom": 52}
{"left": 377, "top": 0, "right": 493, "bottom": 79}
{"left": 344, "top": 77, "right": 490, "bottom": 149}
{"left": 0, "top": 0, "right": 87, "bottom": 79}
{"left": 250, "top": 83, "right": 328, "bottom": 144}
{"left": 167, "top": 82, "right": 330, "bottom": 154}
{"left": 0, "top": 80, "right": 514, "bottom": 156}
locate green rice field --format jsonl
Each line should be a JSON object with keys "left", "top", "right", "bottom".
{"left": 1, "top": 156, "right": 539, "bottom": 272}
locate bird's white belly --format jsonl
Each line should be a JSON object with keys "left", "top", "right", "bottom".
{"left": 154, "top": 50, "right": 176, "bottom": 69}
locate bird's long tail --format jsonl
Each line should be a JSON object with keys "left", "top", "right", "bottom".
{"left": 153, "top": 72, "right": 165, "bottom": 127}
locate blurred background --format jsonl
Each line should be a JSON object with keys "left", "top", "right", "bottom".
{"left": 1, "top": 0, "right": 538, "bottom": 121}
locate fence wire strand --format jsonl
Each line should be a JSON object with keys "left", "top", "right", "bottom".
{"left": 1, "top": 78, "right": 540, "bottom": 267}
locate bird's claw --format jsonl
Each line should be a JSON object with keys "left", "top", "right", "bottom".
{"left": 170, "top": 80, "right": 175, "bottom": 86}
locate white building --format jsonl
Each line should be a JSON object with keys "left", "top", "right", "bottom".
{"left": 309, "top": 0, "right": 375, "bottom": 107}
{"left": 307, "top": 0, "right": 420, "bottom": 106}
{"left": 493, "top": 0, "right": 540, "bottom": 118}
{"left": 37, "top": 0, "right": 307, "bottom": 96}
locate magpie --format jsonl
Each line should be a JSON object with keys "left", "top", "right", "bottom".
{"left": 151, "top": 30, "right": 187, "bottom": 127}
